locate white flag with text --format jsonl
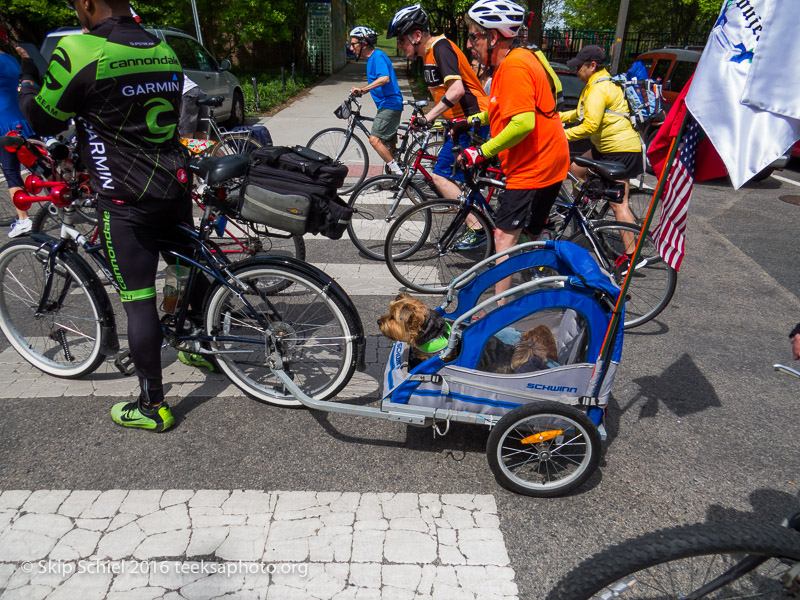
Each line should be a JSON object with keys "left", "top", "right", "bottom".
{"left": 685, "top": 0, "right": 800, "bottom": 189}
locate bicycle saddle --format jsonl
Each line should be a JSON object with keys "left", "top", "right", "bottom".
{"left": 189, "top": 154, "right": 251, "bottom": 184}
{"left": 404, "top": 99, "right": 428, "bottom": 109}
{"left": 197, "top": 95, "right": 225, "bottom": 108}
{"left": 573, "top": 156, "right": 629, "bottom": 180}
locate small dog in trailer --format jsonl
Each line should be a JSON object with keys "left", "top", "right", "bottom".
{"left": 378, "top": 293, "right": 455, "bottom": 361}
{"left": 378, "top": 292, "right": 558, "bottom": 374}
{"left": 510, "top": 325, "right": 559, "bottom": 373}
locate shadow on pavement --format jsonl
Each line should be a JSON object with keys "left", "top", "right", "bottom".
{"left": 623, "top": 352, "right": 721, "bottom": 419}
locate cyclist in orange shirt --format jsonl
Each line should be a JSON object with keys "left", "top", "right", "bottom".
{"left": 460, "top": 0, "right": 570, "bottom": 300}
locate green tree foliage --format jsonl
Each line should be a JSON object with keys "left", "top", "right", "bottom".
{"left": 346, "top": 0, "right": 560, "bottom": 49}
{"left": 0, "top": 0, "right": 77, "bottom": 43}
{"left": 134, "top": 0, "right": 307, "bottom": 65}
{"left": 561, "top": 0, "right": 720, "bottom": 42}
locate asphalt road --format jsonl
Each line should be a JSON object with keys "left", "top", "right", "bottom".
{"left": 1, "top": 159, "right": 799, "bottom": 599}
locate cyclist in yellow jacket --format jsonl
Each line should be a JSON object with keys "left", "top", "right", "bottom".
{"left": 561, "top": 45, "right": 642, "bottom": 227}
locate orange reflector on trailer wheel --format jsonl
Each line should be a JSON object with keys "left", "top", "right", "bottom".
{"left": 520, "top": 430, "right": 563, "bottom": 444}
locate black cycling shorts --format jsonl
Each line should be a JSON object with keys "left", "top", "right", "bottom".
{"left": 590, "top": 148, "right": 644, "bottom": 179}
{"left": 493, "top": 182, "right": 562, "bottom": 233}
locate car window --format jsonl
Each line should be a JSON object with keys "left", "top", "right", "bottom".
{"left": 184, "top": 38, "right": 218, "bottom": 73}
{"left": 558, "top": 74, "right": 585, "bottom": 99}
{"left": 164, "top": 35, "right": 198, "bottom": 70}
{"left": 667, "top": 60, "right": 696, "bottom": 92}
{"left": 650, "top": 59, "right": 671, "bottom": 85}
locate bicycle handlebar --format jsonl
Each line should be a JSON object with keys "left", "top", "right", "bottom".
{"left": 347, "top": 93, "right": 363, "bottom": 110}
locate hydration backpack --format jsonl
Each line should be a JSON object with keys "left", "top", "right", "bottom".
{"left": 524, "top": 44, "right": 564, "bottom": 117}
{"left": 598, "top": 74, "right": 662, "bottom": 131}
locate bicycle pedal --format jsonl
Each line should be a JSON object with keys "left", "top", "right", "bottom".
{"left": 114, "top": 350, "right": 136, "bottom": 376}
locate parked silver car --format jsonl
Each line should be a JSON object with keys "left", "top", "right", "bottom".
{"left": 40, "top": 26, "right": 245, "bottom": 126}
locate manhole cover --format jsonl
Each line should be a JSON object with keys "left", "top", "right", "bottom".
{"left": 779, "top": 195, "right": 800, "bottom": 206}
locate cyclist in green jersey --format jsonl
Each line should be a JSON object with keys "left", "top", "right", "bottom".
{"left": 18, "top": 0, "right": 194, "bottom": 432}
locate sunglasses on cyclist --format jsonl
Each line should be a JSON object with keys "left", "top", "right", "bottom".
{"left": 467, "top": 31, "right": 486, "bottom": 42}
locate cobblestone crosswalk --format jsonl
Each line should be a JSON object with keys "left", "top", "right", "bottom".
{"left": 0, "top": 490, "right": 518, "bottom": 599}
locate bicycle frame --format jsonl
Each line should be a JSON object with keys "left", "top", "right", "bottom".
{"left": 421, "top": 165, "right": 499, "bottom": 253}
{"left": 41, "top": 208, "right": 274, "bottom": 349}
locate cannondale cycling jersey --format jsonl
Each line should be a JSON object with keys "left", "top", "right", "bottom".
{"left": 20, "top": 16, "right": 189, "bottom": 203}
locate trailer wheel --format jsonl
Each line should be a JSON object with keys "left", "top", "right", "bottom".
{"left": 487, "top": 401, "right": 601, "bottom": 497}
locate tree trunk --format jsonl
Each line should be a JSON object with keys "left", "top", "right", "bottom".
{"left": 527, "top": 0, "right": 544, "bottom": 46}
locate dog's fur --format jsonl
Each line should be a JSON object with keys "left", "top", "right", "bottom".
{"left": 379, "top": 293, "right": 560, "bottom": 374}
{"left": 378, "top": 293, "right": 451, "bottom": 361}
{"left": 510, "top": 325, "right": 559, "bottom": 373}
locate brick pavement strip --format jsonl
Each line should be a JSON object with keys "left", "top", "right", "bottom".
{"left": 0, "top": 490, "right": 518, "bottom": 599}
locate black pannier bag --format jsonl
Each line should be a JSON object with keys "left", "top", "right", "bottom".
{"left": 238, "top": 145, "right": 353, "bottom": 239}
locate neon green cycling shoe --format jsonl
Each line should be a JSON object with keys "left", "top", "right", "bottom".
{"left": 110, "top": 400, "right": 175, "bottom": 432}
{"left": 178, "top": 351, "right": 215, "bottom": 372}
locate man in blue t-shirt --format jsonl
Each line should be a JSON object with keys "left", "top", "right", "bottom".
{"left": 349, "top": 26, "right": 404, "bottom": 174}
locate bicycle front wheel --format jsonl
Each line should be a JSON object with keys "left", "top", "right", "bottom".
{"left": 32, "top": 202, "right": 99, "bottom": 240}
{"left": 203, "top": 260, "right": 358, "bottom": 406}
{"left": 384, "top": 199, "right": 495, "bottom": 294}
{"left": 307, "top": 127, "right": 368, "bottom": 194}
{"left": 568, "top": 221, "right": 677, "bottom": 328}
{"left": 347, "top": 175, "right": 426, "bottom": 260}
{"left": 0, "top": 239, "right": 112, "bottom": 378}
{"left": 546, "top": 521, "right": 800, "bottom": 600}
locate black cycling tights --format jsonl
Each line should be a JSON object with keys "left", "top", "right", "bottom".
{"left": 99, "top": 195, "right": 201, "bottom": 406}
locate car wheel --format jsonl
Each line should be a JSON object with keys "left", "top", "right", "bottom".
{"left": 750, "top": 168, "right": 774, "bottom": 181}
{"left": 226, "top": 90, "right": 245, "bottom": 127}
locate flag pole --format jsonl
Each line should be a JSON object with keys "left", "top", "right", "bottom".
{"left": 596, "top": 109, "right": 692, "bottom": 364}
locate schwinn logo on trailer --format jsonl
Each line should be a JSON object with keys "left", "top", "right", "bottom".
{"left": 526, "top": 383, "right": 579, "bottom": 393}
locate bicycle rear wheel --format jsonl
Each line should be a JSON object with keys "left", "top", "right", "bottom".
{"left": 0, "top": 239, "right": 113, "bottom": 378}
{"left": 402, "top": 140, "right": 445, "bottom": 199}
{"left": 307, "top": 127, "right": 368, "bottom": 194}
{"left": 218, "top": 132, "right": 263, "bottom": 155}
{"left": 384, "top": 199, "right": 495, "bottom": 294}
{"left": 598, "top": 188, "right": 660, "bottom": 233}
{"left": 568, "top": 221, "right": 677, "bottom": 328}
{"left": 546, "top": 521, "right": 800, "bottom": 600}
{"left": 212, "top": 218, "right": 306, "bottom": 261}
{"left": 203, "top": 259, "right": 358, "bottom": 406}
{"left": 347, "top": 175, "right": 426, "bottom": 260}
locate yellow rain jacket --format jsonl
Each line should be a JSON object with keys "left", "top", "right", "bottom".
{"left": 560, "top": 69, "right": 641, "bottom": 153}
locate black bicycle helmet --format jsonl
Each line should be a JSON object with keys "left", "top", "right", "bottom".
{"left": 387, "top": 4, "right": 429, "bottom": 38}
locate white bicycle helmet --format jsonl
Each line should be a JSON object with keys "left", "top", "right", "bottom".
{"left": 349, "top": 26, "right": 378, "bottom": 46}
{"left": 468, "top": 0, "right": 526, "bottom": 38}
{"left": 387, "top": 4, "right": 429, "bottom": 39}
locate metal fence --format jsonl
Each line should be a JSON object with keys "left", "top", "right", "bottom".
{"left": 540, "top": 28, "right": 708, "bottom": 68}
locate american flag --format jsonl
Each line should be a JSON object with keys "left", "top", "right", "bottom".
{"left": 652, "top": 118, "right": 700, "bottom": 271}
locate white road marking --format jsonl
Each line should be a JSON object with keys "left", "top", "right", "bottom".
{"left": 0, "top": 490, "right": 518, "bottom": 599}
{"left": 773, "top": 173, "right": 800, "bottom": 187}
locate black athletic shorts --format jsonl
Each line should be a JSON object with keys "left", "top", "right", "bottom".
{"left": 493, "top": 182, "right": 562, "bottom": 234}
{"left": 590, "top": 147, "right": 644, "bottom": 179}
